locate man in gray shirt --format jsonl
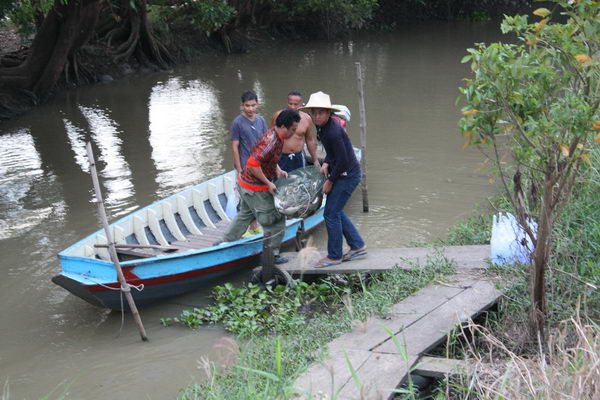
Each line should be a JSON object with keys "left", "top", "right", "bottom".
{"left": 231, "top": 90, "right": 268, "bottom": 173}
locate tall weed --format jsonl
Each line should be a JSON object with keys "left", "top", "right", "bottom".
{"left": 437, "top": 311, "right": 600, "bottom": 399}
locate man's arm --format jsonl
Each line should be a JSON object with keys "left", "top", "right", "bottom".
{"left": 276, "top": 164, "right": 288, "bottom": 179}
{"left": 247, "top": 165, "right": 277, "bottom": 194}
{"left": 305, "top": 124, "right": 320, "bottom": 168}
{"left": 326, "top": 132, "right": 349, "bottom": 183}
{"left": 270, "top": 110, "right": 282, "bottom": 128}
{"left": 231, "top": 140, "right": 242, "bottom": 173}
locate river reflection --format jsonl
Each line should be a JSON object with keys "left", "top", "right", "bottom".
{"left": 149, "top": 77, "right": 226, "bottom": 196}
{"left": 0, "top": 130, "right": 65, "bottom": 241}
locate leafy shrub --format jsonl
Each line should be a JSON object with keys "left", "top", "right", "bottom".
{"left": 7, "top": 0, "right": 52, "bottom": 37}
{"left": 184, "top": 0, "right": 234, "bottom": 34}
{"left": 162, "top": 277, "right": 355, "bottom": 337}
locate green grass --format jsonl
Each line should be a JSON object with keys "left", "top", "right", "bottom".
{"left": 428, "top": 149, "right": 600, "bottom": 399}
{"left": 490, "top": 149, "right": 600, "bottom": 328}
{"left": 173, "top": 255, "right": 456, "bottom": 399}
{"left": 174, "top": 148, "right": 600, "bottom": 399}
{"left": 442, "top": 148, "right": 600, "bottom": 330}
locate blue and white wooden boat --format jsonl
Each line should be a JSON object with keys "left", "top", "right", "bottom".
{"left": 52, "top": 170, "right": 326, "bottom": 310}
{"left": 53, "top": 147, "right": 361, "bottom": 310}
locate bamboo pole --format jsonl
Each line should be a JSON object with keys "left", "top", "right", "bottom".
{"left": 261, "top": 233, "right": 274, "bottom": 284}
{"left": 355, "top": 62, "right": 369, "bottom": 212}
{"left": 86, "top": 142, "right": 148, "bottom": 341}
{"left": 94, "top": 243, "right": 178, "bottom": 251}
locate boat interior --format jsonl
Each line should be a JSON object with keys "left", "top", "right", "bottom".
{"left": 63, "top": 147, "right": 360, "bottom": 263}
{"left": 65, "top": 174, "right": 238, "bottom": 261}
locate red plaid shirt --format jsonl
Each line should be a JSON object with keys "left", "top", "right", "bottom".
{"left": 238, "top": 129, "right": 283, "bottom": 191}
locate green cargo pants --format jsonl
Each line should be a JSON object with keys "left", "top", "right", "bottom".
{"left": 223, "top": 183, "right": 285, "bottom": 255}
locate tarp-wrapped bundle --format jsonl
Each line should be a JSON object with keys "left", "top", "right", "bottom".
{"left": 274, "top": 166, "right": 325, "bottom": 218}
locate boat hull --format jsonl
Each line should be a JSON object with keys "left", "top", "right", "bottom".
{"left": 53, "top": 210, "right": 323, "bottom": 310}
{"left": 52, "top": 256, "right": 253, "bottom": 310}
{"left": 54, "top": 148, "right": 360, "bottom": 310}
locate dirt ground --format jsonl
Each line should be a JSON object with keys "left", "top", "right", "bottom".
{"left": 0, "top": 26, "right": 25, "bottom": 55}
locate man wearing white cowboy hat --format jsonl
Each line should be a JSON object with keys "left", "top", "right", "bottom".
{"left": 300, "top": 91, "right": 367, "bottom": 268}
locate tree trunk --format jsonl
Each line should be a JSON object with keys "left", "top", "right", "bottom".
{"left": 30, "top": 0, "right": 100, "bottom": 96}
{"left": 106, "top": 0, "right": 172, "bottom": 68}
{"left": 0, "top": 0, "right": 101, "bottom": 118}
{"left": 0, "top": 0, "right": 172, "bottom": 120}
{"left": 530, "top": 170, "right": 555, "bottom": 343}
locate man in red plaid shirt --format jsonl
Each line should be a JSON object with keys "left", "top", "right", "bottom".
{"left": 219, "top": 109, "right": 301, "bottom": 264}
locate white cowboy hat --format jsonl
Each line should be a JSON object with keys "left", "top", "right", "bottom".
{"left": 332, "top": 104, "right": 351, "bottom": 122}
{"left": 299, "top": 91, "right": 341, "bottom": 112}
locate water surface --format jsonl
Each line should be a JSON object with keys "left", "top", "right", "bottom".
{"left": 0, "top": 21, "right": 501, "bottom": 399}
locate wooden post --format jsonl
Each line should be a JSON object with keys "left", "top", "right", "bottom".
{"left": 355, "top": 62, "right": 369, "bottom": 212}
{"left": 261, "top": 233, "right": 274, "bottom": 284}
{"left": 85, "top": 142, "right": 148, "bottom": 341}
{"left": 295, "top": 220, "right": 306, "bottom": 251}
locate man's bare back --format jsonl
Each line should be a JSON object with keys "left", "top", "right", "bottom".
{"left": 279, "top": 111, "right": 311, "bottom": 153}
{"left": 271, "top": 92, "right": 320, "bottom": 167}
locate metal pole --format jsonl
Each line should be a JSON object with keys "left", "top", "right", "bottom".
{"left": 86, "top": 142, "right": 148, "bottom": 341}
{"left": 355, "top": 62, "right": 369, "bottom": 212}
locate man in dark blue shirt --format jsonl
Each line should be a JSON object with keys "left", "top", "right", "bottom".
{"left": 300, "top": 91, "right": 367, "bottom": 267}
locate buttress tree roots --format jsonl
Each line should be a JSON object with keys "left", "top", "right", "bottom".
{"left": 0, "top": 0, "right": 172, "bottom": 120}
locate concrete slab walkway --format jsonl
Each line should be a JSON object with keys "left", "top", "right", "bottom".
{"left": 291, "top": 245, "right": 500, "bottom": 399}
{"left": 280, "top": 245, "right": 490, "bottom": 275}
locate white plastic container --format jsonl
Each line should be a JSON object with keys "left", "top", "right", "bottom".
{"left": 490, "top": 212, "right": 536, "bottom": 265}
{"left": 225, "top": 192, "right": 238, "bottom": 220}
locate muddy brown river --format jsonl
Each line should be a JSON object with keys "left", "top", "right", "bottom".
{"left": 0, "top": 21, "right": 502, "bottom": 399}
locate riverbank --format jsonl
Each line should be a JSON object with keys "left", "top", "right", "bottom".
{"left": 0, "top": 26, "right": 24, "bottom": 53}
{"left": 170, "top": 147, "right": 600, "bottom": 398}
{"left": 172, "top": 252, "right": 458, "bottom": 399}
{"left": 0, "top": 0, "right": 536, "bottom": 121}
{"left": 0, "top": 21, "right": 244, "bottom": 119}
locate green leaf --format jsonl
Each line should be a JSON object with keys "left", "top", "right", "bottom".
{"left": 533, "top": 8, "right": 551, "bottom": 17}
{"left": 344, "top": 350, "right": 362, "bottom": 389}
{"left": 236, "top": 366, "right": 281, "bottom": 382}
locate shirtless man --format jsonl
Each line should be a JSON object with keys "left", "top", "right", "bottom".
{"left": 271, "top": 91, "right": 320, "bottom": 173}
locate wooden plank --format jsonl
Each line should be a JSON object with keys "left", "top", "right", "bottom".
{"left": 162, "top": 201, "right": 186, "bottom": 241}
{"left": 171, "top": 236, "right": 217, "bottom": 250}
{"left": 294, "top": 276, "right": 500, "bottom": 399}
{"left": 373, "top": 280, "right": 501, "bottom": 355}
{"left": 337, "top": 353, "right": 418, "bottom": 400}
{"left": 199, "top": 226, "right": 229, "bottom": 237}
{"left": 443, "top": 245, "right": 492, "bottom": 271}
{"left": 147, "top": 208, "right": 169, "bottom": 245}
{"left": 194, "top": 231, "right": 223, "bottom": 239}
{"left": 134, "top": 215, "right": 150, "bottom": 245}
{"left": 279, "top": 245, "right": 490, "bottom": 275}
{"left": 294, "top": 349, "right": 371, "bottom": 399}
{"left": 95, "top": 243, "right": 177, "bottom": 251}
{"left": 83, "top": 245, "right": 96, "bottom": 258}
{"left": 208, "top": 182, "right": 229, "bottom": 221}
{"left": 413, "top": 356, "right": 471, "bottom": 378}
{"left": 95, "top": 234, "right": 110, "bottom": 260}
{"left": 192, "top": 188, "right": 216, "bottom": 229}
{"left": 176, "top": 195, "right": 202, "bottom": 235}
{"left": 113, "top": 225, "right": 126, "bottom": 244}
{"left": 327, "top": 283, "right": 467, "bottom": 353}
{"left": 116, "top": 248, "right": 161, "bottom": 260}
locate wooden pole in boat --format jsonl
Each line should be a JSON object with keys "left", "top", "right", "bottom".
{"left": 261, "top": 233, "right": 274, "bottom": 284}
{"left": 85, "top": 142, "right": 148, "bottom": 342}
{"left": 355, "top": 62, "right": 369, "bottom": 212}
